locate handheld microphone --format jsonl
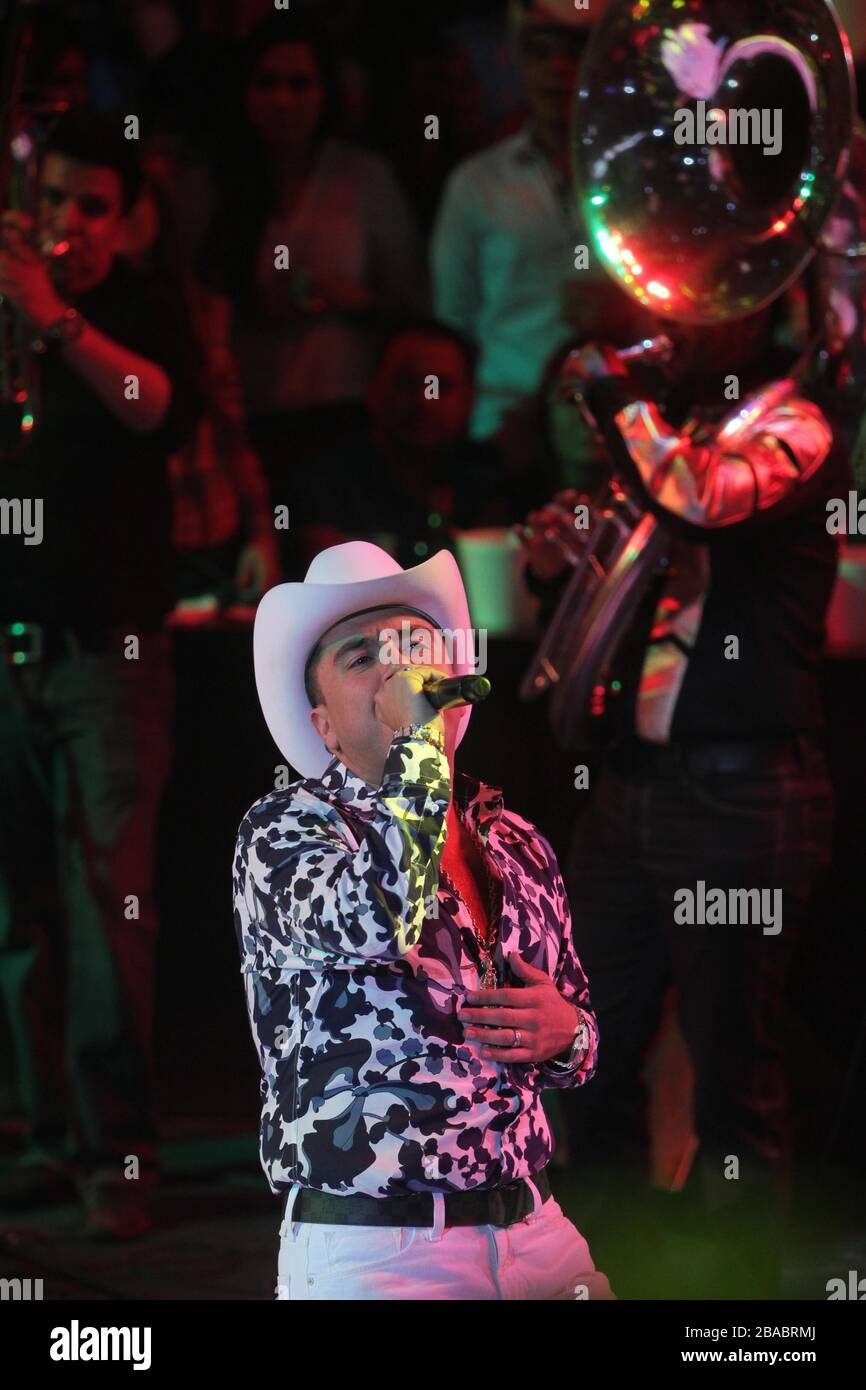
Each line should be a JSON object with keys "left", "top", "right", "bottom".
{"left": 422, "top": 675, "right": 491, "bottom": 710}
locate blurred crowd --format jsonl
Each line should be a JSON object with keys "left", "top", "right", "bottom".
{"left": 0, "top": 0, "right": 712, "bottom": 609}
{"left": 14, "top": 0, "right": 866, "bottom": 612}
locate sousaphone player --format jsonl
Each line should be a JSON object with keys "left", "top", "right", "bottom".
{"left": 519, "top": 0, "right": 858, "bottom": 1298}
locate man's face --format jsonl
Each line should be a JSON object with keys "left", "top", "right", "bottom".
{"left": 43, "top": 45, "right": 90, "bottom": 111}
{"left": 38, "top": 154, "right": 127, "bottom": 294}
{"left": 368, "top": 334, "right": 474, "bottom": 451}
{"left": 517, "top": 23, "right": 590, "bottom": 135}
{"left": 309, "top": 608, "right": 459, "bottom": 786}
{"left": 245, "top": 42, "right": 325, "bottom": 151}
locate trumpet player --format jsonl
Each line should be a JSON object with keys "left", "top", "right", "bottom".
{"left": 0, "top": 112, "right": 200, "bottom": 1238}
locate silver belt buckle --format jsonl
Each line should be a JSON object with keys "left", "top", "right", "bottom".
{"left": 3, "top": 621, "right": 44, "bottom": 665}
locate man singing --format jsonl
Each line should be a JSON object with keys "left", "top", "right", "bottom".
{"left": 233, "top": 540, "right": 613, "bottom": 1299}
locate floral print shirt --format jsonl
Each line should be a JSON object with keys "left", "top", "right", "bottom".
{"left": 232, "top": 732, "right": 598, "bottom": 1197}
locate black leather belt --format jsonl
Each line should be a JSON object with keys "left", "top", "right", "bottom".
{"left": 282, "top": 1167, "right": 551, "bottom": 1229}
{"left": 608, "top": 734, "right": 818, "bottom": 778}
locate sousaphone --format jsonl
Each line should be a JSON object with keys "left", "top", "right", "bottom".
{"left": 519, "top": 0, "right": 857, "bottom": 748}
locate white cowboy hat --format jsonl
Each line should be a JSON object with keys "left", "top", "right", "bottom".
{"left": 253, "top": 541, "right": 476, "bottom": 779}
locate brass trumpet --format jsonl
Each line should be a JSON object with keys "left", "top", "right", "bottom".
{"left": 0, "top": 156, "right": 71, "bottom": 459}
{"left": 0, "top": 0, "right": 68, "bottom": 458}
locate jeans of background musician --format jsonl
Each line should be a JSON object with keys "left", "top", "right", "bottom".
{"left": 0, "top": 630, "right": 174, "bottom": 1180}
{"left": 562, "top": 740, "right": 834, "bottom": 1290}
{"left": 276, "top": 1180, "right": 616, "bottom": 1301}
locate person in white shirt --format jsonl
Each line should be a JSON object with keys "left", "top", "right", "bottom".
{"left": 431, "top": 0, "right": 641, "bottom": 440}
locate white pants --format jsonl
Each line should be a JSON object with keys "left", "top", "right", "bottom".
{"left": 276, "top": 1177, "right": 616, "bottom": 1300}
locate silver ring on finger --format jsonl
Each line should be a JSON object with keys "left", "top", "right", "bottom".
{"left": 513, "top": 1028, "right": 521, "bottom": 1048}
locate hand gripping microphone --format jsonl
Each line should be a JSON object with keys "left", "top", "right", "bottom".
{"left": 422, "top": 675, "right": 491, "bottom": 710}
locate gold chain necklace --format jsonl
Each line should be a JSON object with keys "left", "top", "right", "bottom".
{"left": 440, "top": 859, "right": 500, "bottom": 990}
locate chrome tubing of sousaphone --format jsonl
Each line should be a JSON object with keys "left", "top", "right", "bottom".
{"left": 518, "top": 331, "right": 672, "bottom": 711}
{"left": 548, "top": 512, "right": 671, "bottom": 747}
{"left": 517, "top": 480, "right": 671, "bottom": 714}
{"left": 559, "top": 332, "right": 673, "bottom": 421}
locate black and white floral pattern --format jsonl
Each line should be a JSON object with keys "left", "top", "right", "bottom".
{"left": 233, "top": 734, "right": 598, "bottom": 1196}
